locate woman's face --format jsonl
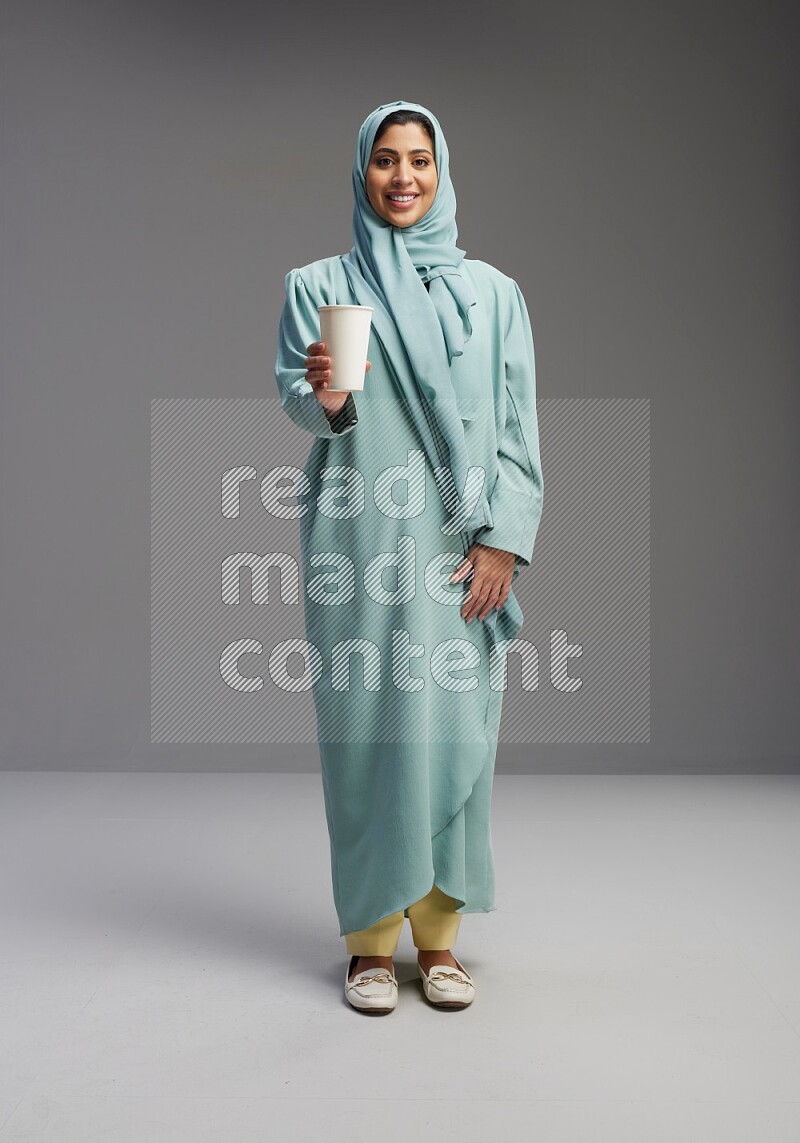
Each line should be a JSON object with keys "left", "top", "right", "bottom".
{"left": 365, "top": 122, "right": 438, "bottom": 228}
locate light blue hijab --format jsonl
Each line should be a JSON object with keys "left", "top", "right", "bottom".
{"left": 341, "top": 100, "right": 493, "bottom": 536}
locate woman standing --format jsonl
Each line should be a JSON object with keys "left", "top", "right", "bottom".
{"left": 274, "top": 100, "right": 544, "bottom": 1014}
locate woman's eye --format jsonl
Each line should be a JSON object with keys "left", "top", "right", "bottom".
{"left": 374, "top": 156, "right": 429, "bottom": 168}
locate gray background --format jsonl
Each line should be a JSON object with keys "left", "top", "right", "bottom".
{"left": 1, "top": 0, "right": 797, "bottom": 772}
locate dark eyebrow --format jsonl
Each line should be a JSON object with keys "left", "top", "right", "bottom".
{"left": 373, "top": 147, "right": 433, "bottom": 157}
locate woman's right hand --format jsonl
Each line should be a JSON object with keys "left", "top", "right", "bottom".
{"left": 303, "top": 341, "right": 371, "bottom": 413}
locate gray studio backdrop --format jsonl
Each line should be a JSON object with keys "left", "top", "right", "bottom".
{"left": 1, "top": 0, "right": 797, "bottom": 772}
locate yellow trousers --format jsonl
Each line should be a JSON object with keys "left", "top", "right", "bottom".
{"left": 344, "top": 883, "right": 462, "bottom": 955}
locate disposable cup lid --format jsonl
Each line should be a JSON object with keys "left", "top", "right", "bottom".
{"left": 318, "top": 305, "right": 373, "bottom": 312}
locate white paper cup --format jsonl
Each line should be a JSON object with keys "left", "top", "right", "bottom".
{"left": 318, "top": 305, "right": 373, "bottom": 391}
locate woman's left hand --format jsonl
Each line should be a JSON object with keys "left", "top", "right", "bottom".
{"left": 450, "top": 543, "right": 517, "bottom": 624}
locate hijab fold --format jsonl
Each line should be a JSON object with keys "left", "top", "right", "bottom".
{"left": 340, "top": 100, "right": 493, "bottom": 536}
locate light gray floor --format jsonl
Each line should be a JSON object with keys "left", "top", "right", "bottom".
{"left": 0, "top": 772, "right": 798, "bottom": 1142}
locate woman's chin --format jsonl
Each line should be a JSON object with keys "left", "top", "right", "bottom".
{"left": 386, "top": 210, "right": 427, "bottom": 229}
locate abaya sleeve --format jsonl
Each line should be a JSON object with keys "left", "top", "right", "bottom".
{"left": 275, "top": 268, "right": 360, "bottom": 438}
{"left": 473, "top": 279, "right": 544, "bottom": 567}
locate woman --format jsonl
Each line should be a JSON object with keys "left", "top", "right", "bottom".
{"left": 274, "top": 100, "right": 543, "bottom": 1014}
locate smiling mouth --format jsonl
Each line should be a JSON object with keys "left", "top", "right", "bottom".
{"left": 386, "top": 194, "right": 419, "bottom": 205}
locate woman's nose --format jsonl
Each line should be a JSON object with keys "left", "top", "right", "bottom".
{"left": 391, "top": 165, "right": 414, "bottom": 185}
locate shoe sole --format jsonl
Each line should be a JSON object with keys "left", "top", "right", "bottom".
{"left": 346, "top": 1001, "right": 395, "bottom": 1015}
{"left": 345, "top": 990, "right": 396, "bottom": 1016}
{"left": 419, "top": 992, "right": 472, "bottom": 1010}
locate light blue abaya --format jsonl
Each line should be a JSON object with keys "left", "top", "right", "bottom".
{"left": 274, "top": 101, "right": 544, "bottom": 935}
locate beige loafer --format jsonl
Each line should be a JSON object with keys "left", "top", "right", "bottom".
{"left": 344, "top": 955, "right": 398, "bottom": 1015}
{"left": 417, "top": 954, "right": 475, "bottom": 1009}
